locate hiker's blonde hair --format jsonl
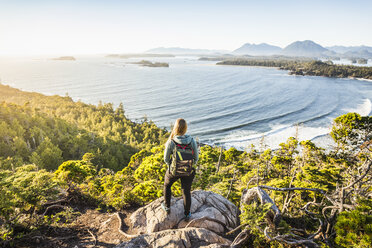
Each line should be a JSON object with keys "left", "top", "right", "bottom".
{"left": 170, "top": 118, "right": 187, "bottom": 139}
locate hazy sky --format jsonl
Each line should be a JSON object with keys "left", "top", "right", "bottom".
{"left": 1, "top": 0, "right": 372, "bottom": 55}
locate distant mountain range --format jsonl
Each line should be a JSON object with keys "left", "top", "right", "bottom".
{"left": 326, "top": 45, "right": 372, "bottom": 54}
{"left": 145, "top": 41, "right": 372, "bottom": 59}
{"left": 232, "top": 43, "right": 282, "bottom": 56}
{"left": 342, "top": 49, "right": 372, "bottom": 59}
{"left": 326, "top": 46, "right": 372, "bottom": 59}
{"left": 145, "top": 47, "right": 228, "bottom": 55}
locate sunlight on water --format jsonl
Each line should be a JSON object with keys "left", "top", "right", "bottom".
{"left": 0, "top": 56, "right": 371, "bottom": 149}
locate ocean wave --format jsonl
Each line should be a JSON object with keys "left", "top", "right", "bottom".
{"left": 188, "top": 101, "right": 261, "bottom": 126}
{"left": 215, "top": 124, "right": 331, "bottom": 150}
{"left": 356, "top": 78, "right": 372, "bottom": 83}
{"left": 301, "top": 100, "right": 339, "bottom": 124}
{"left": 343, "top": 99, "right": 372, "bottom": 116}
{"left": 192, "top": 96, "right": 318, "bottom": 136}
{"left": 137, "top": 82, "right": 259, "bottom": 115}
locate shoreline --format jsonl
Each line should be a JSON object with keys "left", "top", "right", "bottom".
{"left": 218, "top": 63, "right": 372, "bottom": 81}
{"left": 355, "top": 77, "right": 372, "bottom": 82}
{"left": 216, "top": 61, "right": 372, "bottom": 81}
{"left": 216, "top": 63, "right": 280, "bottom": 70}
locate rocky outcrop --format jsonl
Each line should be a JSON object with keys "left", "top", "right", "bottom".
{"left": 130, "top": 190, "right": 239, "bottom": 234}
{"left": 115, "top": 227, "right": 231, "bottom": 248}
{"left": 115, "top": 190, "right": 239, "bottom": 248}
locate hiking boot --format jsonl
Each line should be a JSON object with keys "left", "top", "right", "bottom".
{"left": 184, "top": 212, "right": 191, "bottom": 221}
{"left": 161, "top": 203, "right": 171, "bottom": 214}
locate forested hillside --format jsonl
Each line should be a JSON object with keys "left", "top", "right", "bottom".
{"left": 0, "top": 84, "right": 168, "bottom": 171}
{"left": 217, "top": 59, "right": 372, "bottom": 79}
{"left": 0, "top": 84, "right": 371, "bottom": 247}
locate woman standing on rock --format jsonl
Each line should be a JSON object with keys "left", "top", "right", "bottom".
{"left": 162, "top": 118, "right": 199, "bottom": 219}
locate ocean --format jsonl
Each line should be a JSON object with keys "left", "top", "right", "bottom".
{"left": 1, "top": 56, "right": 371, "bottom": 149}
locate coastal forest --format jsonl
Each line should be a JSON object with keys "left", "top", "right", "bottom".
{"left": 0, "top": 83, "right": 371, "bottom": 247}
{"left": 217, "top": 59, "right": 372, "bottom": 79}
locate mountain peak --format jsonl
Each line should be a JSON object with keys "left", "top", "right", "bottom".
{"left": 283, "top": 40, "right": 328, "bottom": 57}
{"left": 233, "top": 42, "right": 282, "bottom": 55}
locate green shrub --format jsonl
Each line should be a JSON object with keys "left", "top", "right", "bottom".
{"left": 335, "top": 198, "right": 372, "bottom": 248}
{"left": 0, "top": 164, "right": 58, "bottom": 240}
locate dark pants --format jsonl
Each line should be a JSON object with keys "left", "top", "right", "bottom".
{"left": 164, "top": 169, "right": 195, "bottom": 215}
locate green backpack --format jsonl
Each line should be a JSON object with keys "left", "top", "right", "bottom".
{"left": 170, "top": 139, "right": 195, "bottom": 177}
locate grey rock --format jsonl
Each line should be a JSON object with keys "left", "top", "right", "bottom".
{"left": 115, "top": 227, "right": 231, "bottom": 248}
{"left": 116, "top": 190, "right": 239, "bottom": 248}
{"left": 130, "top": 190, "right": 239, "bottom": 235}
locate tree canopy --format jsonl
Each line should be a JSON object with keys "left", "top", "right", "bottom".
{"left": 0, "top": 84, "right": 371, "bottom": 247}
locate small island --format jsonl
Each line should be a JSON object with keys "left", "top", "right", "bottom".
{"left": 52, "top": 56, "right": 76, "bottom": 61}
{"left": 357, "top": 58, "right": 368, "bottom": 64}
{"left": 132, "top": 60, "right": 169, "bottom": 67}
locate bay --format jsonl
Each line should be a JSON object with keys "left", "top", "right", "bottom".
{"left": 1, "top": 56, "right": 371, "bottom": 149}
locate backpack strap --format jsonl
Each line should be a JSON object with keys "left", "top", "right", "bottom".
{"left": 172, "top": 139, "right": 192, "bottom": 148}
{"left": 172, "top": 138, "right": 194, "bottom": 154}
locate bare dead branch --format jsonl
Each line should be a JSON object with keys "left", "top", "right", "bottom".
{"left": 282, "top": 170, "right": 297, "bottom": 214}
{"left": 308, "top": 219, "right": 323, "bottom": 240}
{"left": 264, "top": 227, "right": 320, "bottom": 247}
{"left": 259, "top": 185, "right": 338, "bottom": 206}
{"left": 216, "top": 147, "right": 223, "bottom": 174}
{"left": 322, "top": 206, "right": 338, "bottom": 223}
{"left": 87, "top": 229, "right": 97, "bottom": 247}
{"left": 246, "top": 177, "right": 263, "bottom": 188}
{"left": 226, "top": 223, "right": 248, "bottom": 235}
{"left": 227, "top": 169, "right": 237, "bottom": 199}
{"left": 230, "top": 229, "right": 250, "bottom": 248}
{"left": 343, "top": 159, "right": 371, "bottom": 190}
{"left": 290, "top": 228, "right": 307, "bottom": 235}
{"left": 259, "top": 185, "right": 326, "bottom": 194}
{"left": 301, "top": 201, "right": 321, "bottom": 217}
{"left": 42, "top": 197, "right": 69, "bottom": 207}
{"left": 42, "top": 204, "right": 66, "bottom": 216}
